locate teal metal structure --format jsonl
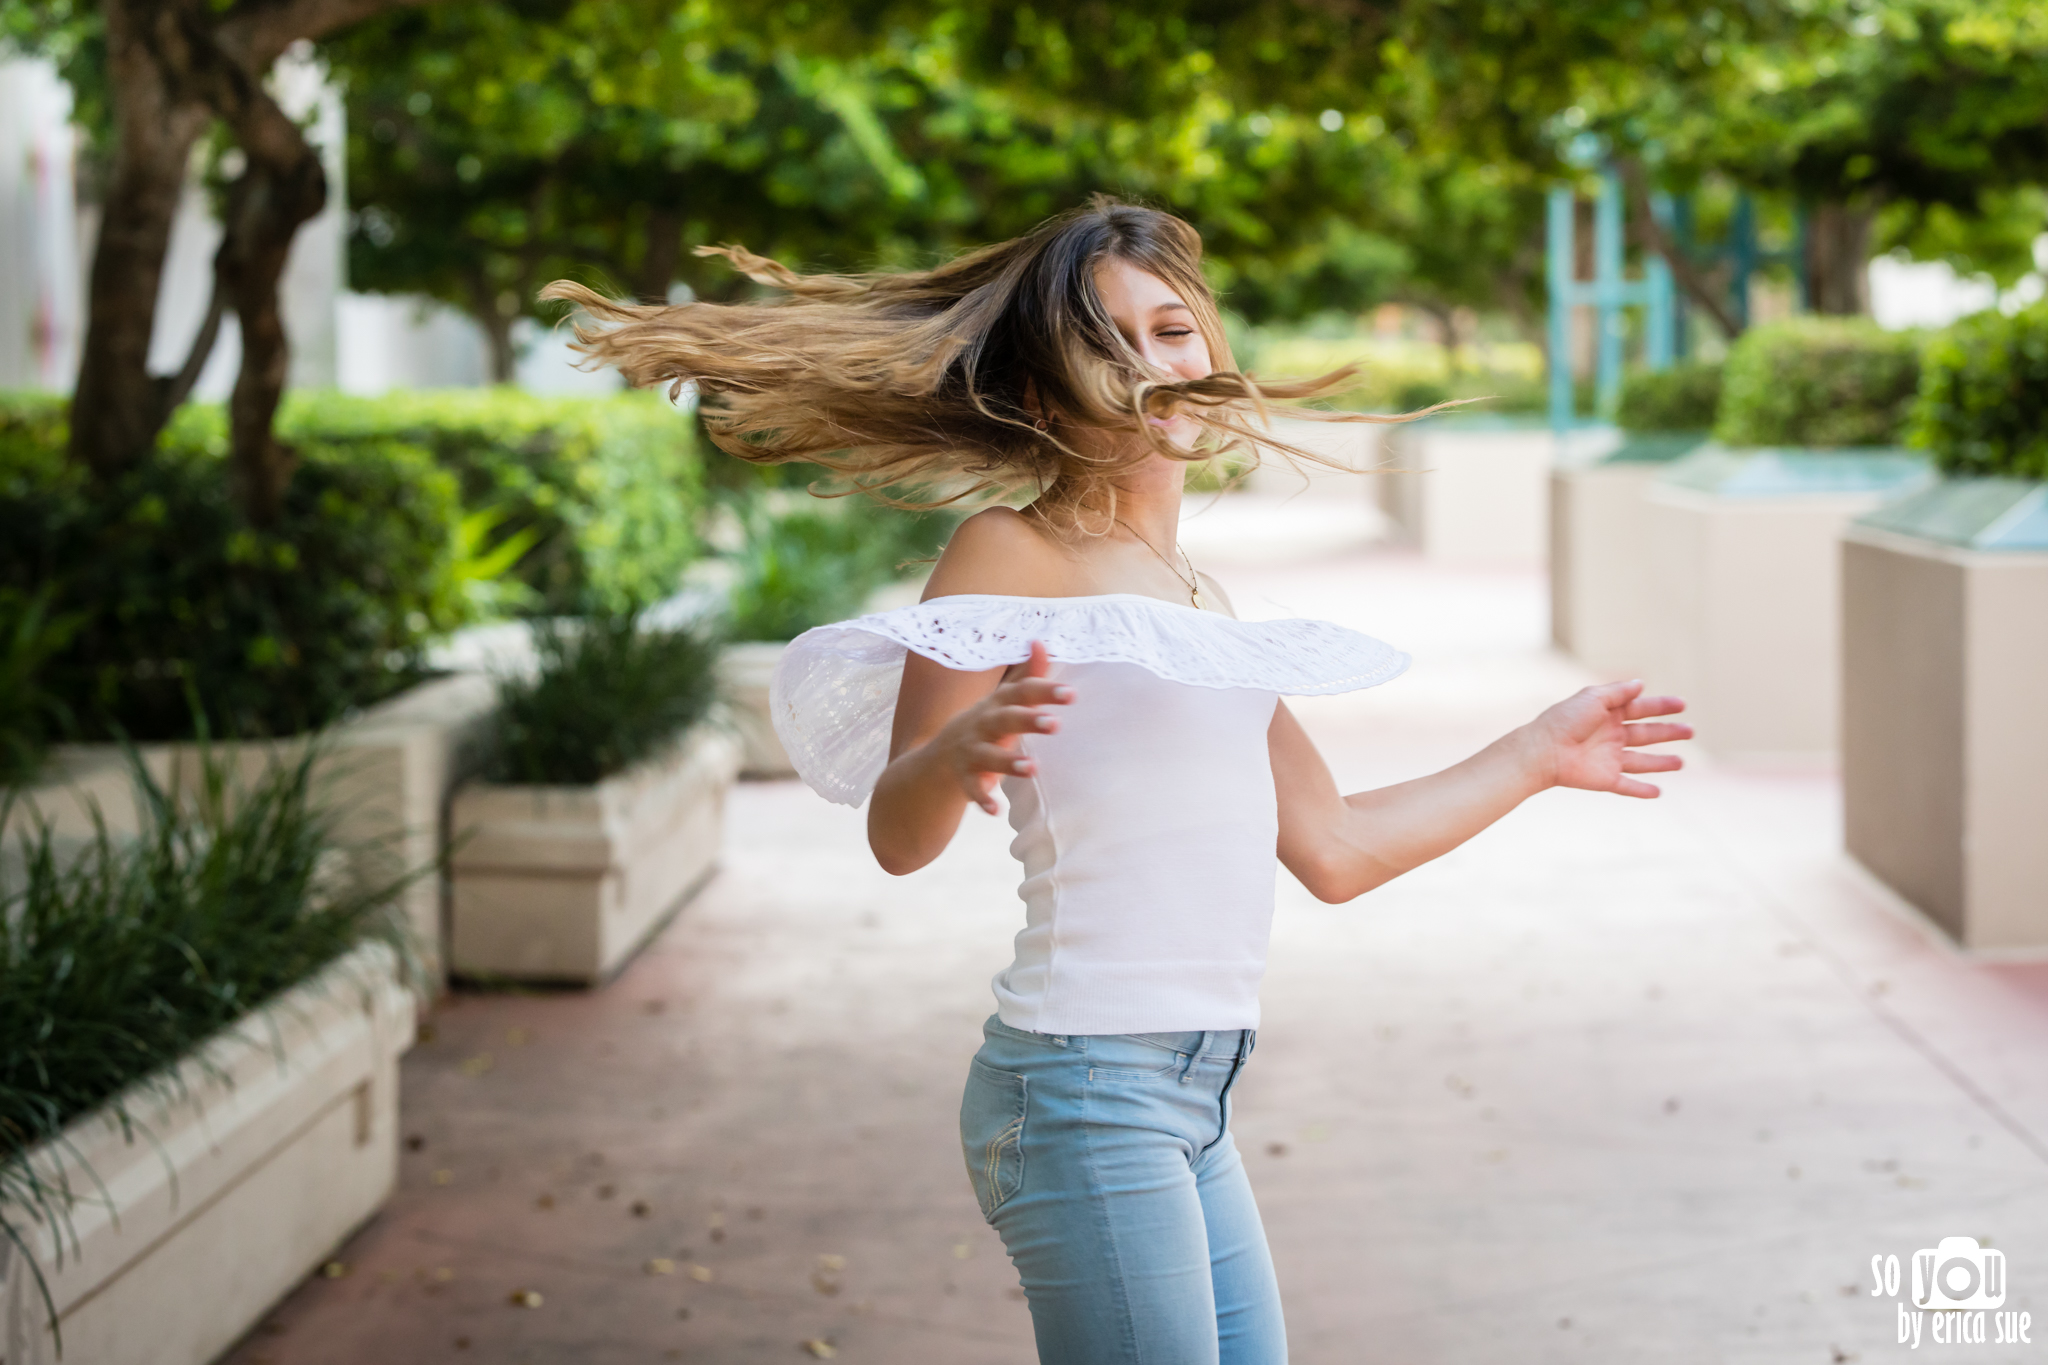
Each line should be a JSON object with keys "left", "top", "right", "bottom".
{"left": 1548, "top": 176, "right": 1809, "bottom": 434}
{"left": 1546, "top": 168, "right": 1675, "bottom": 435}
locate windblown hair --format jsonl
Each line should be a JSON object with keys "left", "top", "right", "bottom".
{"left": 541, "top": 197, "right": 1428, "bottom": 528}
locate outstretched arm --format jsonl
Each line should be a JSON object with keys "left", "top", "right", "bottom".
{"left": 1272, "top": 681, "right": 1690, "bottom": 904}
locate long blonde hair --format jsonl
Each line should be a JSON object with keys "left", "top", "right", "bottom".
{"left": 542, "top": 197, "right": 1423, "bottom": 528}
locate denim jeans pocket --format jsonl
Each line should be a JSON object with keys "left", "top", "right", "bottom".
{"left": 961, "top": 1058, "right": 1028, "bottom": 1220}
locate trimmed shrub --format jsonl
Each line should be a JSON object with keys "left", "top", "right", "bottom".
{"left": 486, "top": 612, "right": 722, "bottom": 786}
{"left": 1715, "top": 317, "right": 1922, "bottom": 448}
{"left": 282, "top": 389, "right": 702, "bottom": 614}
{"left": 1908, "top": 301, "right": 2048, "bottom": 480}
{"left": 1618, "top": 360, "right": 1723, "bottom": 433}
{"left": 0, "top": 398, "right": 463, "bottom": 742}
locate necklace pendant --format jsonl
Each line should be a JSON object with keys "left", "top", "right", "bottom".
{"left": 1191, "top": 587, "right": 1203, "bottom": 610}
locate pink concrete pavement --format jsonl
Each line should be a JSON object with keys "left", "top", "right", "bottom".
{"left": 221, "top": 534, "right": 2048, "bottom": 1365}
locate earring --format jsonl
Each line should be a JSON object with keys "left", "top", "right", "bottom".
{"left": 1033, "top": 416, "right": 1049, "bottom": 433}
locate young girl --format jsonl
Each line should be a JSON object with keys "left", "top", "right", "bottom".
{"left": 547, "top": 198, "right": 1688, "bottom": 1365}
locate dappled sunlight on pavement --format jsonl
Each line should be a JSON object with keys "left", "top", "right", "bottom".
{"left": 222, "top": 511, "right": 2048, "bottom": 1365}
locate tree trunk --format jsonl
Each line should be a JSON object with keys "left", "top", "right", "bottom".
{"left": 68, "top": 0, "right": 217, "bottom": 480}
{"left": 635, "top": 206, "right": 683, "bottom": 303}
{"left": 217, "top": 152, "right": 327, "bottom": 524}
{"left": 72, "top": 0, "right": 441, "bottom": 508}
{"left": 463, "top": 271, "right": 518, "bottom": 383}
{"left": 1804, "top": 201, "right": 1874, "bottom": 315}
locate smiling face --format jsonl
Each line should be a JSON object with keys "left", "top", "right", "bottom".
{"left": 1092, "top": 257, "right": 1214, "bottom": 450}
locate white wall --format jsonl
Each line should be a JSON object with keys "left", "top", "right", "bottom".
{"left": 1869, "top": 239, "right": 2048, "bottom": 331}
{"left": 334, "top": 299, "right": 625, "bottom": 395}
{"left": 0, "top": 57, "right": 82, "bottom": 391}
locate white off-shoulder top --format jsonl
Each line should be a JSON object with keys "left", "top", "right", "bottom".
{"left": 771, "top": 593, "right": 1409, "bottom": 1034}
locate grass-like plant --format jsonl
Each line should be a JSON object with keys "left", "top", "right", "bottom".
{"left": 485, "top": 612, "right": 722, "bottom": 786}
{"left": 0, "top": 741, "right": 418, "bottom": 1344}
{"left": 0, "top": 587, "right": 82, "bottom": 786}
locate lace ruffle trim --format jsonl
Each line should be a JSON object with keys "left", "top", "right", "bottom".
{"left": 768, "top": 594, "right": 1409, "bottom": 806}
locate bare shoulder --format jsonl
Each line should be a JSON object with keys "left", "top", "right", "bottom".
{"left": 921, "top": 506, "right": 1077, "bottom": 600}
{"left": 1197, "top": 572, "right": 1238, "bottom": 619}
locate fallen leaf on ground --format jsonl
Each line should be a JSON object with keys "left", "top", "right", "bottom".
{"left": 631, "top": 1200, "right": 651, "bottom": 1218}
{"left": 801, "top": 1341, "right": 836, "bottom": 1359}
{"left": 687, "top": 1264, "right": 715, "bottom": 1283}
{"left": 405, "top": 1134, "right": 426, "bottom": 1151}
{"left": 811, "top": 1273, "right": 841, "bottom": 1297}
{"left": 321, "top": 1262, "right": 350, "bottom": 1279}
{"left": 432, "top": 1169, "right": 454, "bottom": 1186}
{"left": 505, "top": 1027, "right": 529, "bottom": 1046}
{"left": 536, "top": 1194, "right": 555, "bottom": 1210}
{"left": 509, "top": 1289, "right": 543, "bottom": 1308}
{"left": 433, "top": 1267, "right": 454, "bottom": 1283}
{"left": 598, "top": 1184, "right": 616, "bottom": 1199}
{"left": 460, "top": 1053, "right": 494, "bottom": 1077}
{"left": 816, "top": 1254, "right": 845, "bottom": 1271}
{"left": 1265, "top": 1142, "right": 1287, "bottom": 1157}
{"left": 952, "top": 1243, "right": 972, "bottom": 1260}
{"left": 647, "top": 1258, "right": 677, "bottom": 1275}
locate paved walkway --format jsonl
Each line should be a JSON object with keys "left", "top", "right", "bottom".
{"left": 224, "top": 500, "right": 2048, "bottom": 1365}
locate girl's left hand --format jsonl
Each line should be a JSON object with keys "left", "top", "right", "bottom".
{"left": 1523, "top": 680, "right": 1691, "bottom": 799}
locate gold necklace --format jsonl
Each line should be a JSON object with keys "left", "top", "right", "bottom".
{"left": 1115, "top": 518, "right": 1203, "bottom": 610}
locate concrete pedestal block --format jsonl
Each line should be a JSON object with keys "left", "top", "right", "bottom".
{"left": 449, "top": 728, "right": 741, "bottom": 983}
{"left": 719, "top": 641, "right": 795, "bottom": 778}
{"left": 1549, "top": 433, "right": 1705, "bottom": 678}
{"left": 1646, "top": 447, "right": 1933, "bottom": 761}
{"left": 0, "top": 943, "right": 414, "bottom": 1365}
{"left": 10, "top": 674, "right": 500, "bottom": 984}
{"left": 1842, "top": 479, "right": 2048, "bottom": 950}
{"left": 1379, "top": 417, "right": 1581, "bottom": 564}
{"left": 1243, "top": 418, "right": 1384, "bottom": 499}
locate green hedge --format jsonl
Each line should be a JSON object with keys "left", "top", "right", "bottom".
{"left": 1, "top": 396, "right": 462, "bottom": 742}
{"left": 1715, "top": 317, "right": 1922, "bottom": 448}
{"left": 282, "top": 389, "right": 702, "bottom": 615}
{"left": 1618, "top": 360, "right": 1722, "bottom": 433}
{"left": 1909, "top": 302, "right": 2048, "bottom": 480}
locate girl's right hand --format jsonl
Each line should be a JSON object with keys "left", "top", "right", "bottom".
{"left": 934, "top": 639, "right": 1073, "bottom": 814}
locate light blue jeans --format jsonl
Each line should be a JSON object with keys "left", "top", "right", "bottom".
{"left": 960, "top": 1014, "right": 1288, "bottom": 1364}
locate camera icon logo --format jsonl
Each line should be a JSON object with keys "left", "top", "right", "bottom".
{"left": 1913, "top": 1236, "right": 2006, "bottom": 1310}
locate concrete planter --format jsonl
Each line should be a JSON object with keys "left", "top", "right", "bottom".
{"left": 8, "top": 675, "right": 498, "bottom": 985}
{"left": 1646, "top": 446, "right": 1934, "bottom": 761}
{"left": 1842, "top": 478, "right": 2048, "bottom": 950}
{"left": 1549, "top": 432, "right": 1708, "bottom": 677}
{"left": 1378, "top": 416, "right": 1592, "bottom": 564}
{"left": 718, "top": 640, "right": 794, "bottom": 778}
{"left": 449, "top": 727, "right": 741, "bottom": 984}
{"left": 0, "top": 942, "right": 414, "bottom": 1365}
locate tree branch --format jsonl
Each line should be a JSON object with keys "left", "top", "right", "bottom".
{"left": 218, "top": 0, "right": 445, "bottom": 71}
{"left": 1614, "top": 155, "right": 1744, "bottom": 341}
{"left": 155, "top": 264, "right": 228, "bottom": 417}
